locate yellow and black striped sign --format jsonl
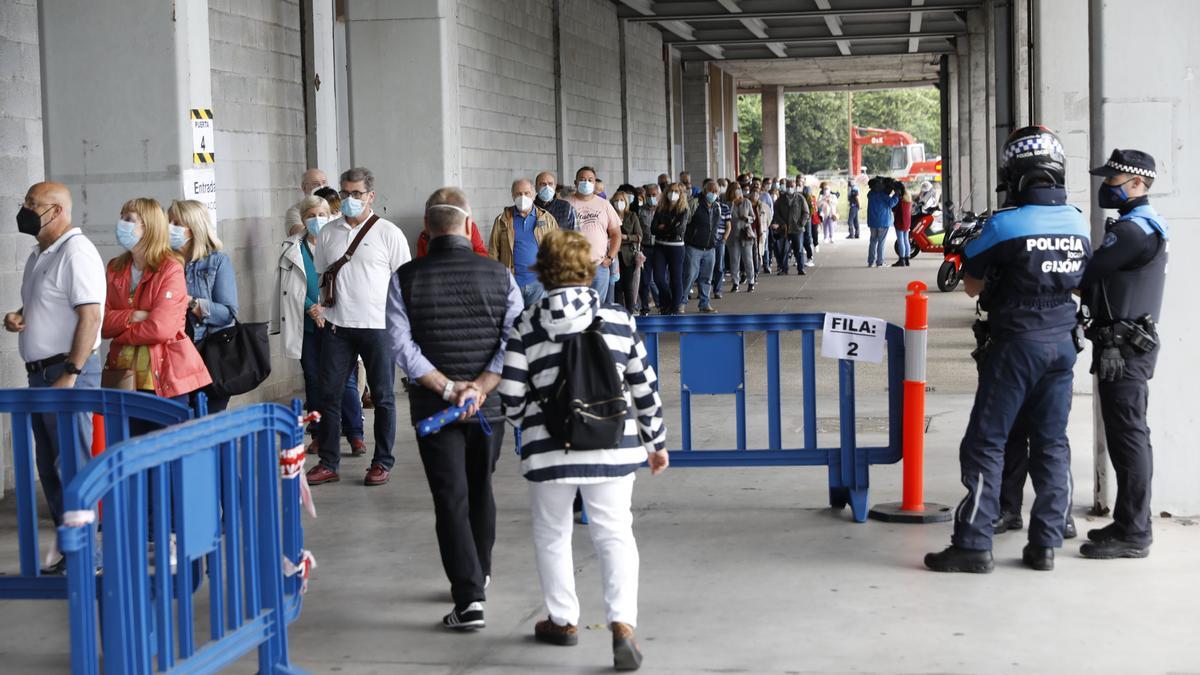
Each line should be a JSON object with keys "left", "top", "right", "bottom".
{"left": 191, "top": 108, "right": 215, "bottom": 164}
{"left": 193, "top": 152, "right": 215, "bottom": 164}
{"left": 190, "top": 108, "right": 213, "bottom": 120}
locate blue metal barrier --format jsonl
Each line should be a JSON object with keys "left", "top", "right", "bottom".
{"left": 635, "top": 313, "right": 905, "bottom": 522}
{"left": 0, "top": 389, "right": 194, "bottom": 600}
{"left": 57, "top": 401, "right": 307, "bottom": 674}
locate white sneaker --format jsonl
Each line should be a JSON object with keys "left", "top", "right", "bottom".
{"left": 443, "top": 601, "right": 485, "bottom": 630}
{"left": 805, "top": 260, "right": 815, "bottom": 268}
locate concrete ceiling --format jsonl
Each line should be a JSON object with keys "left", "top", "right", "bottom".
{"left": 723, "top": 53, "right": 943, "bottom": 91}
{"left": 615, "top": 0, "right": 977, "bottom": 63}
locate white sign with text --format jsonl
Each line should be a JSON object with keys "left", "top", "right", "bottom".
{"left": 821, "top": 313, "right": 887, "bottom": 363}
{"left": 182, "top": 168, "right": 218, "bottom": 229}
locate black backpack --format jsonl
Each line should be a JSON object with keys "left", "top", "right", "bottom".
{"left": 537, "top": 317, "right": 628, "bottom": 450}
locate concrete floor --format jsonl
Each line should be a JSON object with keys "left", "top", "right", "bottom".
{"left": 2, "top": 235, "right": 1198, "bottom": 674}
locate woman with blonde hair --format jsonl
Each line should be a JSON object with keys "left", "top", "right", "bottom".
{"left": 168, "top": 200, "right": 239, "bottom": 411}
{"left": 500, "top": 229, "right": 668, "bottom": 670}
{"left": 271, "top": 195, "right": 366, "bottom": 455}
{"left": 649, "top": 182, "right": 689, "bottom": 314}
{"left": 102, "top": 198, "right": 211, "bottom": 423}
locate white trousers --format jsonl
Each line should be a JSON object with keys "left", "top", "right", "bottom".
{"left": 529, "top": 474, "right": 639, "bottom": 627}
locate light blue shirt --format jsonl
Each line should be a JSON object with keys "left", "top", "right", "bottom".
{"left": 511, "top": 207, "right": 539, "bottom": 288}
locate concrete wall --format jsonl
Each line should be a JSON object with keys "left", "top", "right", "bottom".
{"left": 456, "top": 0, "right": 558, "bottom": 230}
{"left": 208, "top": 0, "right": 307, "bottom": 403}
{"left": 623, "top": 19, "right": 667, "bottom": 187}
{"left": 681, "top": 62, "right": 711, "bottom": 180}
{"left": 560, "top": 0, "right": 623, "bottom": 187}
{"left": 0, "top": 0, "right": 43, "bottom": 490}
{"left": 1092, "top": 0, "right": 1200, "bottom": 516}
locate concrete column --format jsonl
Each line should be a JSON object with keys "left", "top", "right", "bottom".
{"left": 618, "top": 18, "right": 633, "bottom": 185}
{"left": 681, "top": 62, "right": 711, "bottom": 180}
{"left": 1090, "top": 0, "right": 1200, "bottom": 517}
{"left": 39, "top": 0, "right": 211, "bottom": 236}
{"left": 707, "top": 63, "right": 724, "bottom": 178}
{"left": 344, "top": 0, "right": 460, "bottom": 241}
{"left": 1011, "top": 0, "right": 1032, "bottom": 129}
{"left": 955, "top": 37, "right": 973, "bottom": 210}
{"left": 302, "top": 0, "right": 340, "bottom": 177}
{"left": 944, "top": 55, "right": 960, "bottom": 204}
{"left": 761, "top": 86, "right": 786, "bottom": 178}
{"left": 723, "top": 70, "right": 737, "bottom": 177}
{"left": 1032, "top": 0, "right": 1090, "bottom": 211}
{"left": 966, "top": 8, "right": 991, "bottom": 212}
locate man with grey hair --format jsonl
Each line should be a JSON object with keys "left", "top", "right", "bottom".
{"left": 487, "top": 178, "right": 558, "bottom": 307}
{"left": 307, "top": 166, "right": 410, "bottom": 488}
{"left": 388, "top": 186, "right": 522, "bottom": 630}
{"left": 284, "top": 168, "right": 328, "bottom": 236}
{"left": 533, "top": 170, "right": 577, "bottom": 232}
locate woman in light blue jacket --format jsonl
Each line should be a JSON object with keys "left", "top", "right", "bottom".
{"left": 168, "top": 200, "right": 239, "bottom": 412}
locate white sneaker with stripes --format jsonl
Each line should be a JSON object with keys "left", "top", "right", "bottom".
{"left": 443, "top": 601, "right": 485, "bottom": 630}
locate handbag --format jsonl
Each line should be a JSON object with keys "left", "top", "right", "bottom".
{"left": 101, "top": 368, "right": 136, "bottom": 390}
{"left": 198, "top": 321, "right": 271, "bottom": 397}
{"left": 319, "top": 214, "right": 379, "bottom": 308}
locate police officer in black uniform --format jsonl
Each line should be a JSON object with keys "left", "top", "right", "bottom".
{"left": 1078, "top": 149, "right": 1168, "bottom": 559}
{"left": 925, "top": 126, "right": 1092, "bottom": 573}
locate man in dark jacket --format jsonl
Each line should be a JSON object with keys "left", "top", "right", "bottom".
{"left": 771, "top": 178, "right": 810, "bottom": 275}
{"left": 680, "top": 179, "right": 723, "bottom": 313}
{"left": 386, "top": 186, "right": 523, "bottom": 631}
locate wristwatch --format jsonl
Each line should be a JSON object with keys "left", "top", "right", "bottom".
{"left": 64, "top": 361, "right": 82, "bottom": 376}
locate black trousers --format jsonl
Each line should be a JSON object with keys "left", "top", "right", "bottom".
{"left": 1098, "top": 377, "right": 1153, "bottom": 546}
{"left": 416, "top": 421, "right": 504, "bottom": 608}
{"left": 802, "top": 224, "right": 815, "bottom": 260}
{"left": 1000, "top": 409, "right": 1032, "bottom": 514}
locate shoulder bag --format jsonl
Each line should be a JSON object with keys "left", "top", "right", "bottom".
{"left": 319, "top": 214, "right": 379, "bottom": 308}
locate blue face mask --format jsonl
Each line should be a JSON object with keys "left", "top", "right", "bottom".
{"left": 305, "top": 215, "right": 328, "bottom": 237}
{"left": 576, "top": 180, "right": 595, "bottom": 196}
{"left": 168, "top": 224, "right": 189, "bottom": 250}
{"left": 1098, "top": 180, "right": 1132, "bottom": 209}
{"left": 537, "top": 185, "right": 555, "bottom": 202}
{"left": 705, "top": 192, "right": 718, "bottom": 204}
{"left": 340, "top": 196, "right": 365, "bottom": 218}
{"left": 648, "top": 195, "right": 658, "bottom": 206}
{"left": 116, "top": 219, "right": 141, "bottom": 252}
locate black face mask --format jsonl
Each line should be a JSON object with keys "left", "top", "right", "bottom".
{"left": 16, "top": 206, "right": 50, "bottom": 237}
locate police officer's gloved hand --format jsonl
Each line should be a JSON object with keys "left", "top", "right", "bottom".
{"left": 1098, "top": 346, "right": 1125, "bottom": 382}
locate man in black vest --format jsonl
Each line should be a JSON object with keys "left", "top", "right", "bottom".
{"left": 386, "top": 186, "right": 523, "bottom": 630}
{"left": 1079, "top": 149, "right": 1169, "bottom": 560}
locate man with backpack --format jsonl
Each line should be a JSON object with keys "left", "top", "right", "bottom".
{"left": 386, "top": 186, "right": 524, "bottom": 630}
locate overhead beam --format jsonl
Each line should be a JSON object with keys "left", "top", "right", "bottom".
{"left": 658, "top": 19, "right": 726, "bottom": 60}
{"left": 738, "top": 79, "right": 940, "bottom": 94}
{"left": 909, "top": 0, "right": 927, "bottom": 52}
{"left": 814, "top": 0, "right": 852, "bottom": 56}
{"left": 664, "top": 31, "right": 960, "bottom": 48}
{"left": 625, "top": 2, "right": 982, "bottom": 23}
{"left": 716, "top": 0, "right": 787, "bottom": 58}
{"left": 677, "top": 44, "right": 955, "bottom": 62}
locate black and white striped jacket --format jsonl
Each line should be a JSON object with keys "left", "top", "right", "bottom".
{"left": 499, "top": 286, "right": 667, "bottom": 483}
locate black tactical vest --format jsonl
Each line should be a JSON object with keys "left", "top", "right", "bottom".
{"left": 1097, "top": 205, "right": 1168, "bottom": 324}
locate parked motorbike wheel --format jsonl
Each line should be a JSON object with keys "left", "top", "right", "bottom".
{"left": 937, "top": 260, "right": 960, "bottom": 292}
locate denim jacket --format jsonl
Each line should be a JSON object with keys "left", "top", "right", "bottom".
{"left": 184, "top": 251, "right": 238, "bottom": 342}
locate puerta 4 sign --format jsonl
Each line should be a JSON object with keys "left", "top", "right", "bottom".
{"left": 821, "top": 313, "right": 887, "bottom": 363}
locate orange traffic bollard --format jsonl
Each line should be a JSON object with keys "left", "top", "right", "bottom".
{"left": 91, "top": 414, "right": 105, "bottom": 456}
{"left": 868, "top": 281, "right": 952, "bottom": 523}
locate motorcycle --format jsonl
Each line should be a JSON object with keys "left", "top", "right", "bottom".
{"left": 895, "top": 204, "right": 947, "bottom": 259}
{"left": 938, "top": 208, "right": 985, "bottom": 292}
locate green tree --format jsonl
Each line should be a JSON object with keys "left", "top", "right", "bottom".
{"left": 737, "top": 94, "right": 762, "bottom": 175}
{"left": 784, "top": 92, "right": 847, "bottom": 175}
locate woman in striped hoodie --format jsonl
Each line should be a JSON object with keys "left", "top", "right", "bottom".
{"left": 500, "top": 230, "right": 668, "bottom": 671}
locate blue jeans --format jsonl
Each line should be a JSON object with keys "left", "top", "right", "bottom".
{"left": 638, "top": 245, "right": 658, "bottom": 310}
{"left": 316, "top": 325, "right": 395, "bottom": 472}
{"left": 682, "top": 246, "right": 715, "bottom": 310}
{"left": 27, "top": 354, "right": 101, "bottom": 526}
{"left": 653, "top": 244, "right": 685, "bottom": 313}
{"left": 520, "top": 280, "right": 547, "bottom": 308}
{"left": 867, "top": 227, "right": 889, "bottom": 266}
{"left": 848, "top": 204, "right": 860, "bottom": 237}
{"left": 952, "top": 338, "right": 1076, "bottom": 550}
{"left": 711, "top": 240, "right": 726, "bottom": 291}
{"left": 895, "top": 227, "right": 911, "bottom": 259}
{"left": 591, "top": 263, "right": 611, "bottom": 303}
{"left": 301, "top": 326, "right": 364, "bottom": 441}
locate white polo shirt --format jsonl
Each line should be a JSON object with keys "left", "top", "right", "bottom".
{"left": 19, "top": 228, "right": 106, "bottom": 362}
{"left": 315, "top": 212, "right": 410, "bottom": 329}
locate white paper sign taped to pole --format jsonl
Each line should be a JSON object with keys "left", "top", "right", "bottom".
{"left": 821, "top": 313, "right": 887, "bottom": 363}
{"left": 182, "top": 168, "right": 218, "bottom": 229}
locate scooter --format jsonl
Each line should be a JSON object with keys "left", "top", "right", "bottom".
{"left": 938, "top": 209, "right": 984, "bottom": 292}
{"left": 895, "top": 204, "right": 947, "bottom": 259}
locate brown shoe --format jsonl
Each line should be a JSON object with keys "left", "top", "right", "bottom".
{"left": 305, "top": 464, "right": 339, "bottom": 485}
{"left": 534, "top": 617, "right": 578, "bottom": 646}
{"left": 349, "top": 438, "right": 367, "bottom": 457}
{"left": 306, "top": 438, "right": 318, "bottom": 455}
{"left": 700, "top": 306, "right": 718, "bottom": 314}
{"left": 363, "top": 464, "right": 390, "bottom": 487}
{"left": 611, "top": 622, "right": 643, "bottom": 671}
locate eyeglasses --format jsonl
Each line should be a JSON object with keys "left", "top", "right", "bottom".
{"left": 338, "top": 190, "right": 370, "bottom": 199}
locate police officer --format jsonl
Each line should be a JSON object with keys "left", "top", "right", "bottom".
{"left": 1078, "top": 149, "right": 1167, "bottom": 560}
{"left": 925, "top": 126, "right": 1091, "bottom": 573}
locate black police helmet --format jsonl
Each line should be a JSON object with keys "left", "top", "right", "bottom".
{"left": 1000, "top": 125, "right": 1066, "bottom": 192}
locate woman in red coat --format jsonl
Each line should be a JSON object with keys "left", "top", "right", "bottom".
{"left": 892, "top": 189, "right": 913, "bottom": 267}
{"left": 102, "top": 198, "right": 212, "bottom": 429}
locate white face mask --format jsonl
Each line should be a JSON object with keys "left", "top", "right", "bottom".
{"left": 576, "top": 180, "right": 595, "bottom": 196}
{"left": 614, "top": 199, "right": 626, "bottom": 212}
{"left": 668, "top": 192, "right": 679, "bottom": 203}
{"left": 514, "top": 195, "right": 533, "bottom": 213}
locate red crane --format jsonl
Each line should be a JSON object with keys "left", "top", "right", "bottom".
{"left": 849, "top": 125, "right": 941, "bottom": 184}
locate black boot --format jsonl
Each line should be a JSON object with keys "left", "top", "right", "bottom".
{"left": 1063, "top": 517, "right": 1078, "bottom": 540}
{"left": 1087, "top": 522, "right": 1124, "bottom": 542}
{"left": 924, "top": 545, "right": 994, "bottom": 573}
{"left": 891, "top": 259, "right": 906, "bottom": 267}
{"left": 903, "top": 257, "right": 911, "bottom": 266}
{"left": 1021, "top": 544, "right": 1055, "bottom": 571}
{"left": 1080, "top": 538, "right": 1150, "bottom": 559}
{"left": 992, "top": 511, "right": 1024, "bottom": 534}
